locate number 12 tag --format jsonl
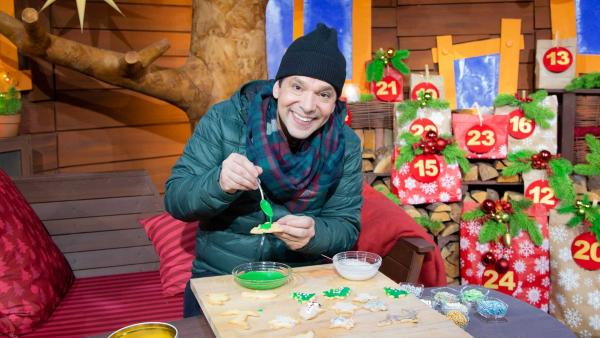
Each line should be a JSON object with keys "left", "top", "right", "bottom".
{"left": 525, "top": 179, "right": 558, "bottom": 210}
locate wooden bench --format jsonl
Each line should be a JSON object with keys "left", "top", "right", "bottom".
{"left": 13, "top": 170, "right": 433, "bottom": 281}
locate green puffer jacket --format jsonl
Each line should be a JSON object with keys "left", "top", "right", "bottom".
{"left": 164, "top": 80, "right": 363, "bottom": 275}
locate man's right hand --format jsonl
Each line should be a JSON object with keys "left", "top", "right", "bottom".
{"left": 219, "top": 153, "right": 263, "bottom": 194}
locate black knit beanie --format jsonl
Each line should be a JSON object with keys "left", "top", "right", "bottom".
{"left": 276, "top": 23, "right": 346, "bottom": 97}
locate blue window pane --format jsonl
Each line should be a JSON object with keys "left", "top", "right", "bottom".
{"left": 576, "top": 0, "right": 600, "bottom": 55}
{"left": 304, "top": 0, "right": 352, "bottom": 79}
{"left": 266, "top": 0, "right": 294, "bottom": 79}
{"left": 454, "top": 54, "right": 500, "bottom": 109}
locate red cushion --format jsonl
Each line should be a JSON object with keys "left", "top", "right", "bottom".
{"left": 356, "top": 181, "right": 447, "bottom": 286}
{"left": 140, "top": 213, "right": 197, "bottom": 296}
{"left": 21, "top": 271, "right": 183, "bottom": 338}
{"left": 0, "top": 170, "right": 75, "bottom": 336}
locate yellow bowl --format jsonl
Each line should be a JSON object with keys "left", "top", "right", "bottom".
{"left": 108, "top": 322, "right": 178, "bottom": 338}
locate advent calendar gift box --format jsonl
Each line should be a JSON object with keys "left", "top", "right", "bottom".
{"left": 460, "top": 202, "right": 550, "bottom": 310}
{"left": 494, "top": 92, "right": 558, "bottom": 154}
{"left": 536, "top": 38, "right": 577, "bottom": 90}
{"left": 391, "top": 147, "right": 462, "bottom": 205}
{"left": 452, "top": 114, "right": 509, "bottom": 159}
{"left": 548, "top": 209, "right": 600, "bottom": 336}
{"left": 395, "top": 99, "right": 452, "bottom": 138}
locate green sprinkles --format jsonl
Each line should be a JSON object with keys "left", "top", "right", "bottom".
{"left": 462, "top": 289, "right": 486, "bottom": 302}
{"left": 323, "top": 287, "right": 350, "bottom": 299}
{"left": 384, "top": 287, "right": 409, "bottom": 299}
{"left": 292, "top": 292, "right": 316, "bottom": 303}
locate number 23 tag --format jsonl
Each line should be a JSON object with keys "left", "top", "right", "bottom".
{"left": 465, "top": 124, "right": 496, "bottom": 153}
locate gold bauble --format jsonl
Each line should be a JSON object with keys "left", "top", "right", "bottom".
{"left": 386, "top": 48, "right": 395, "bottom": 58}
{"left": 578, "top": 208, "right": 586, "bottom": 216}
{"left": 502, "top": 233, "right": 512, "bottom": 247}
{"left": 501, "top": 213, "right": 510, "bottom": 222}
{"left": 576, "top": 200, "right": 583, "bottom": 207}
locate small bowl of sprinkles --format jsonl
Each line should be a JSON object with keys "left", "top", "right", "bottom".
{"left": 446, "top": 309, "right": 469, "bottom": 329}
{"left": 397, "top": 282, "right": 424, "bottom": 297}
{"left": 477, "top": 297, "right": 508, "bottom": 320}
{"left": 431, "top": 287, "right": 460, "bottom": 303}
{"left": 460, "top": 285, "right": 489, "bottom": 305}
{"left": 440, "top": 300, "right": 471, "bottom": 316}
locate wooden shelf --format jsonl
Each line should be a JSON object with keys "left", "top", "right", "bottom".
{"left": 546, "top": 89, "right": 600, "bottom": 94}
{"left": 462, "top": 180, "right": 522, "bottom": 186}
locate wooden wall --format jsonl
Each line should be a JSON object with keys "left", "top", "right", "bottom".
{"left": 16, "top": 0, "right": 551, "bottom": 193}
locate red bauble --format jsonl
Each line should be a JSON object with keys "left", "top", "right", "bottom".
{"left": 501, "top": 201, "right": 513, "bottom": 213}
{"left": 481, "top": 251, "right": 496, "bottom": 267}
{"left": 425, "top": 130, "right": 438, "bottom": 140}
{"left": 532, "top": 154, "right": 540, "bottom": 161}
{"left": 419, "top": 142, "right": 426, "bottom": 149}
{"left": 532, "top": 159, "right": 542, "bottom": 169}
{"left": 539, "top": 150, "right": 552, "bottom": 161}
{"left": 436, "top": 138, "right": 448, "bottom": 151}
{"left": 481, "top": 199, "right": 496, "bottom": 213}
{"left": 423, "top": 147, "right": 432, "bottom": 155}
{"left": 495, "top": 258, "right": 510, "bottom": 274}
{"left": 426, "top": 140, "right": 436, "bottom": 148}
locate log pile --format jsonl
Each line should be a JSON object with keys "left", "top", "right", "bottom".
{"left": 463, "top": 160, "right": 521, "bottom": 183}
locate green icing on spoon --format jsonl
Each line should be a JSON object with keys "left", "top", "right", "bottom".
{"left": 260, "top": 199, "right": 273, "bottom": 226}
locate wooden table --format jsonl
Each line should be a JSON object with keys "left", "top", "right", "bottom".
{"left": 190, "top": 264, "right": 471, "bottom": 338}
{"left": 90, "top": 265, "right": 575, "bottom": 338}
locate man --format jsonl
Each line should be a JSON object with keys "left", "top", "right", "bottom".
{"left": 165, "top": 23, "right": 363, "bottom": 317}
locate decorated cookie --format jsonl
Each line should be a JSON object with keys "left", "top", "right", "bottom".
{"left": 289, "top": 331, "right": 315, "bottom": 338}
{"left": 207, "top": 292, "right": 230, "bottom": 305}
{"left": 268, "top": 315, "right": 299, "bottom": 329}
{"left": 241, "top": 291, "right": 278, "bottom": 300}
{"left": 330, "top": 316, "right": 355, "bottom": 329}
{"left": 291, "top": 291, "right": 316, "bottom": 304}
{"left": 362, "top": 299, "right": 387, "bottom": 312}
{"left": 331, "top": 301, "right": 358, "bottom": 315}
{"left": 322, "top": 287, "right": 350, "bottom": 299}
{"left": 219, "top": 310, "right": 260, "bottom": 330}
{"left": 384, "top": 287, "right": 409, "bottom": 299}
{"left": 353, "top": 292, "right": 377, "bottom": 303}
{"left": 377, "top": 309, "right": 418, "bottom": 326}
{"left": 299, "top": 300, "right": 324, "bottom": 320}
{"left": 250, "top": 221, "right": 283, "bottom": 234}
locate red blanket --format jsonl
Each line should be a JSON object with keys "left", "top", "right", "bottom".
{"left": 356, "top": 181, "right": 446, "bottom": 287}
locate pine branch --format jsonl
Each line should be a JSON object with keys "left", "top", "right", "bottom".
{"left": 511, "top": 199, "right": 532, "bottom": 212}
{"left": 507, "top": 150, "right": 536, "bottom": 162}
{"left": 396, "top": 101, "right": 421, "bottom": 126}
{"left": 521, "top": 101, "right": 555, "bottom": 129}
{"left": 502, "top": 161, "right": 531, "bottom": 176}
{"left": 574, "top": 134, "right": 600, "bottom": 176}
{"left": 494, "top": 94, "right": 520, "bottom": 107}
{"left": 366, "top": 59, "right": 385, "bottom": 82}
{"left": 548, "top": 158, "right": 575, "bottom": 206}
{"left": 391, "top": 54, "right": 410, "bottom": 75}
{"left": 415, "top": 216, "right": 444, "bottom": 233}
{"left": 463, "top": 209, "right": 486, "bottom": 221}
{"left": 442, "top": 143, "right": 470, "bottom": 173}
{"left": 478, "top": 220, "right": 505, "bottom": 243}
{"left": 565, "top": 72, "right": 600, "bottom": 91}
{"left": 525, "top": 220, "right": 543, "bottom": 246}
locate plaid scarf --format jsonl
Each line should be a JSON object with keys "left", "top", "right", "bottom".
{"left": 246, "top": 82, "right": 345, "bottom": 212}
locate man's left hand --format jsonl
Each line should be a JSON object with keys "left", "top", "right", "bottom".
{"left": 273, "top": 215, "right": 315, "bottom": 251}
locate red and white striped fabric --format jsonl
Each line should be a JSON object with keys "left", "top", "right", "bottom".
{"left": 21, "top": 271, "right": 183, "bottom": 338}
{"left": 140, "top": 213, "right": 198, "bottom": 296}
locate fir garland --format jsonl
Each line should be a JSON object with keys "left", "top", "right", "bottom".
{"left": 394, "top": 131, "right": 470, "bottom": 174}
{"left": 574, "top": 134, "right": 600, "bottom": 176}
{"left": 565, "top": 72, "right": 600, "bottom": 91}
{"left": 493, "top": 90, "right": 555, "bottom": 129}
{"left": 414, "top": 216, "right": 444, "bottom": 234}
{"left": 366, "top": 48, "right": 410, "bottom": 82}
{"left": 557, "top": 195, "right": 600, "bottom": 243}
{"left": 0, "top": 87, "right": 22, "bottom": 115}
{"left": 463, "top": 199, "right": 542, "bottom": 245}
{"left": 502, "top": 150, "right": 576, "bottom": 206}
{"left": 396, "top": 94, "right": 450, "bottom": 127}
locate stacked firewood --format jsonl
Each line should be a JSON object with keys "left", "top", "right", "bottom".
{"left": 463, "top": 160, "right": 521, "bottom": 183}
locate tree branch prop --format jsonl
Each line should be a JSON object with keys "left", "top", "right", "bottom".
{"left": 574, "top": 134, "right": 600, "bottom": 176}
{"left": 502, "top": 150, "right": 575, "bottom": 206}
{"left": 462, "top": 199, "right": 541, "bottom": 245}
{"left": 414, "top": 216, "right": 444, "bottom": 233}
{"left": 494, "top": 90, "right": 555, "bottom": 129}
{"left": 565, "top": 72, "right": 600, "bottom": 91}
{"left": 366, "top": 48, "right": 409, "bottom": 82}
{"left": 557, "top": 195, "right": 600, "bottom": 242}
{"left": 0, "top": 1, "right": 268, "bottom": 124}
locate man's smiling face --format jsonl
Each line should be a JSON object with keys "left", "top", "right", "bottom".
{"left": 273, "top": 76, "right": 337, "bottom": 141}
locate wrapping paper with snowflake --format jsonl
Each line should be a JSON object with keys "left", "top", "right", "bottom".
{"left": 460, "top": 202, "right": 550, "bottom": 310}
{"left": 395, "top": 106, "right": 452, "bottom": 139}
{"left": 494, "top": 95, "right": 558, "bottom": 154}
{"left": 452, "top": 113, "right": 509, "bottom": 159}
{"left": 548, "top": 210, "right": 600, "bottom": 337}
{"left": 391, "top": 147, "right": 462, "bottom": 204}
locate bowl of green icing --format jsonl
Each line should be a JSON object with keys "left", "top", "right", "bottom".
{"left": 232, "top": 262, "right": 291, "bottom": 290}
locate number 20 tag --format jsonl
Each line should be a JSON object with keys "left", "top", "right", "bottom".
{"left": 571, "top": 232, "right": 600, "bottom": 271}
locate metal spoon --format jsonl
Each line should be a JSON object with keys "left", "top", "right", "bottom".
{"left": 257, "top": 179, "right": 273, "bottom": 226}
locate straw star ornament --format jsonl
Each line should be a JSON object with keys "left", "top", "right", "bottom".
{"left": 40, "top": 0, "right": 123, "bottom": 31}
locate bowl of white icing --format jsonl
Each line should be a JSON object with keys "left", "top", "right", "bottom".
{"left": 332, "top": 251, "right": 382, "bottom": 281}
